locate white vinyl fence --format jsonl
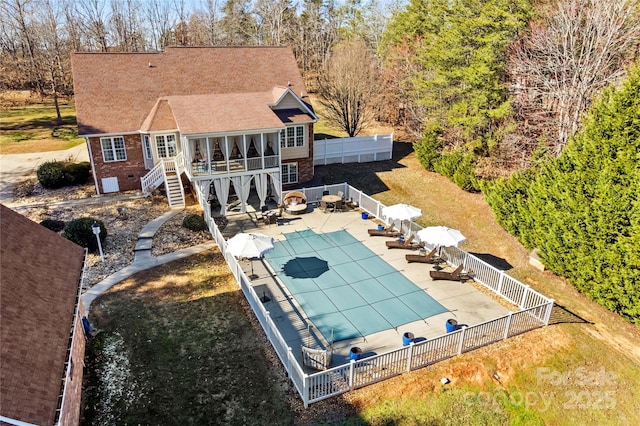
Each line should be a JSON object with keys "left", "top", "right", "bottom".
{"left": 313, "top": 134, "right": 393, "bottom": 166}
{"left": 194, "top": 181, "right": 554, "bottom": 408}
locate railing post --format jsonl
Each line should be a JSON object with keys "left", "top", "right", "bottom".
{"left": 544, "top": 299, "right": 555, "bottom": 325}
{"left": 497, "top": 271, "right": 505, "bottom": 296}
{"left": 287, "top": 347, "right": 293, "bottom": 379}
{"left": 349, "top": 360, "right": 355, "bottom": 389}
{"left": 303, "top": 374, "right": 309, "bottom": 408}
{"left": 406, "top": 341, "right": 414, "bottom": 372}
{"left": 265, "top": 311, "right": 271, "bottom": 341}
{"left": 457, "top": 327, "right": 467, "bottom": 354}
{"left": 503, "top": 311, "right": 513, "bottom": 339}
{"left": 520, "top": 285, "right": 530, "bottom": 309}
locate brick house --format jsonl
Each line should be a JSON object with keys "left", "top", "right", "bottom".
{"left": 71, "top": 47, "right": 317, "bottom": 212}
{"left": 0, "top": 205, "right": 87, "bottom": 426}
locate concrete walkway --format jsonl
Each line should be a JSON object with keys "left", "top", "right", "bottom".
{"left": 81, "top": 209, "right": 218, "bottom": 311}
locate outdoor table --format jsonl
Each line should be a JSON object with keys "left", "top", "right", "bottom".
{"left": 321, "top": 194, "right": 341, "bottom": 211}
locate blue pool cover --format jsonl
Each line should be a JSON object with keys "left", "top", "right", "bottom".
{"left": 264, "top": 229, "right": 448, "bottom": 342}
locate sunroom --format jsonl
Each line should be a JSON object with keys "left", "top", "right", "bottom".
{"left": 183, "top": 131, "right": 281, "bottom": 179}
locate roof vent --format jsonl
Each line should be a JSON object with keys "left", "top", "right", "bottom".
{"left": 287, "top": 81, "right": 292, "bottom": 87}
{"left": 148, "top": 62, "right": 153, "bottom": 68}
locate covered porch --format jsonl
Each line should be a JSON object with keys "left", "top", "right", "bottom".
{"left": 184, "top": 131, "right": 281, "bottom": 179}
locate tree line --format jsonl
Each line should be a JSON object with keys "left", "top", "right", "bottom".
{"left": 0, "top": 0, "right": 389, "bottom": 120}
{"left": 484, "top": 64, "right": 640, "bottom": 324}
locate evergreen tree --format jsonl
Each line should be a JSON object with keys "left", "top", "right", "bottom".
{"left": 381, "top": 0, "right": 531, "bottom": 190}
{"left": 485, "top": 64, "right": 640, "bottom": 323}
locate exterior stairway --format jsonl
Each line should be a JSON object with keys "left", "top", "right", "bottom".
{"left": 140, "top": 153, "right": 186, "bottom": 208}
{"left": 164, "top": 172, "right": 185, "bottom": 208}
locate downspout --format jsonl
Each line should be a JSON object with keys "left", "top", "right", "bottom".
{"left": 86, "top": 137, "right": 100, "bottom": 196}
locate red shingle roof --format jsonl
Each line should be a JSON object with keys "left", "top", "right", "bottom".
{"left": 0, "top": 205, "right": 85, "bottom": 425}
{"left": 72, "top": 46, "right": 311, "bottom": 135}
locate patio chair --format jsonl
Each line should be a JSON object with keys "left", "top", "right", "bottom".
{"left": 335, "top": 199, "right": 343, "bottom": 212}
{"left": 337, "top": 190, "right": 345, "bottom": 201}
{"left": 405, "top": 248, "right": 443, "bottom": 264}
{"left": 429, "top": 264, "right": 472, "bottom": 281}
{"left": 385, "top": 235, "right": 422, "bottom": 250}
{"left": 320, "top": 200, "right": 328, "bottom": 212}
{"left": 368, "top": 224, "right": 402, "bottom": 237}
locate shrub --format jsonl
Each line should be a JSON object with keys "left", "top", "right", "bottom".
{"left": 64, "top": 162, "right": 91, "bottom": 185}
{"left": 434, "top": 150, "right": 480, "bottom": 192}
{"left": 40, "top": 219, "right": 66, "bottom": 232}
{"left": 182, "top": 213, "right": 207, "bottom": 232}
{"left": 413, "top": 127, "right": 442, "bottom": 171}
{"left": 37, "top": 161, "right": 66, "bottom": 189}
{"left": 63, "top": 218, "right": 107, "bottom": 252}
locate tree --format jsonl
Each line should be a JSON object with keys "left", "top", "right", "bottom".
{"left": 507, "top": 0, "right": 640, "bottom": 156}
{"left": 485, "top": 64, "right": 640, "bottom": 323}
{"left": 380, "top": 0, "right": 530, "bottom": 189}
{"left": 317, "top": 41, "right": 380, "bottom": 137}
{"left": 220, "top": 0, "right": 255, "bottom": 45}
{"left": 292, "top": 0, "right": 338, "bottom": 83}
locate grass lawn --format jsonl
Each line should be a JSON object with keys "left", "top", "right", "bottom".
{"left": 0, "top": 93, "right": 84, "bottom": 154}
{"left": 83, "top": 251, "right": 300, "bottom": 425}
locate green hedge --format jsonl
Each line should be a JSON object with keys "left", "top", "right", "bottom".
{"left": 36, "top": 161, "right": 91, "bottom": 189}
{"left": 483, "top": 65, "right": 640, "bottom": 324}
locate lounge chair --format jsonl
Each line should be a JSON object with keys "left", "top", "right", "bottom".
{"left": 429, "top": 264, "right": 472, "bottom": 281}
{"left": 405, "top": 248, "right": 442, "bottom": 264}
{"left": 385, "top": 235, "right": 422, "bottom": 250}
{"left": 368, "top": 224, "right": 402, "bottom": 237}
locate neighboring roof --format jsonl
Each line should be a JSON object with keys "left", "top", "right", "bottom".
{"left": 0, "top": 205, "right": 85, "bottom": 426}
{"left": 72, "top": 46, "right": 312, "bottom": 136}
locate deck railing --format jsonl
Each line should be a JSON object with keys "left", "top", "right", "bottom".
{"left": 194, "top": 182, "right": 554, "bottom": 407}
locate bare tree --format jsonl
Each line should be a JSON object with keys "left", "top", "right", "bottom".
{"left": 76, "top": 0, "right": 110, "bottom": 51}
{"left": 109, "top": 0, "right": 145, "bottom": 51}
{"left": 201, "top": 0, "right": 222, "bottom": 45}
{"left": 37, "top": 0, "right": 72, "bottom": 121}
{"left": 293, "top": 0, "right": 339, "bottom": 84}
{"left": 254, "top": 0, "right": 293, "bottom": 46}
{"left": 508, "top": 0, "right": 640, "bottom": 155}
{"left": 1, "top": 0, "right": 47, "bottom": 93}
{"left": 317, "top": 41, "right": 380, "bottom": 137}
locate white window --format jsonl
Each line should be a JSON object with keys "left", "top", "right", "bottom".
{"left": 156, "top": 134, "right": 177, "bottom": 158}
{"left": 143, "top": 135, "right": 152, "bottom": 160}
{"left": 280, "top": 125, "right": 304, "bottom": 149}
{"left": 281, "top": 162, "right": 298, "bottom": 184}
{"left": 100, "top": 136, "right": 126, "bottom": 162}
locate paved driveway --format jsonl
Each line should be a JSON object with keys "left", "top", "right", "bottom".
{"left": 0, "top": 144, "right": 89, "bottom": 202}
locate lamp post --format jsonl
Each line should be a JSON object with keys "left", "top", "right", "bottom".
{"left": 92, "top": 221, "right": 104, "bottom": 262}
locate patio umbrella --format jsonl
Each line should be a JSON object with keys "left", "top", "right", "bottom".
{"left": 417, "top": 226, "right": 466, "bottom": 248}
{"left": 226, "top": 232, "right": 274, "bottom": 278}
{"left": 381, "top": 203, "right": 422, "bottom": 232}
